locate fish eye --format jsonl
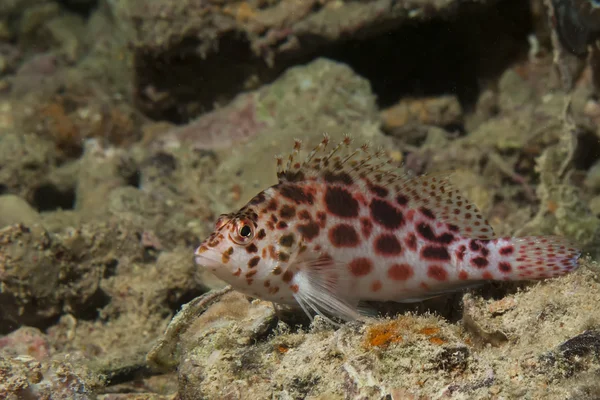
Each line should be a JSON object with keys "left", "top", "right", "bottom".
{"left": 240, "top": 225, "right": 252, "bottom": 237}
{"left": 230, "top": 218, "right": 254, "bottom": 245}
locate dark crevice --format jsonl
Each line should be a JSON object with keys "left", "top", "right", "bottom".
{"left": 134, "top": 0, "right": 532, "bottom": 123}
{"left": 573, "top": 128, "right": 600, "bottom": 171}
{"left": 0, "top": 294, "right": 61, "bottom": 335}
{"left": 57, "top": 0, "right": 99, "bottom": 17}
{"left": 167, "top": 287, "right": 210, "bottom": 314}
{"left": 70, "top": 288, "right": 112, "bottom": 321}
{"left": 322, "top": 0, "right": 532, "bottom": 110}
{"left": 31, "top": 183, "right": 76, "bottom": 211}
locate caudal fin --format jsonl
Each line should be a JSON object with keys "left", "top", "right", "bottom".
{"left": 506, "top": 235, "right": 581, "bottom": 280}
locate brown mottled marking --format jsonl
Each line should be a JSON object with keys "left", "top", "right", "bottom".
{"left": 290, "top": 284, "right": 299, "bottom": 293}
{"left": 246, "top": 269, "right": 257, "bottom": 278}
{"left": 278, "top": 184, "right": 314, "bottom": 204}
{"left": 268, "top": 245, "right": 277, "bottom": 259}
{"left": 266, "top": 199, "right": 278, "bottom": 211}
{"left": 233, "top": 268, "right": 242, "bottom": 277}
{"left": 272, "top": 265, "right": 282, "bottom": 275}
{"left": 264, "top": 279, "right": 271, "bottom": 287}
{"left": 279, "top": 205, "right": 296, "bottom": 219}
{"left": 221, "top": 246, "right": 234, "bottom": 264}
{"left": 246, "top": 243, "right": 258, "bottom": 253}
{"left": 278, "top": 252, "right": 290, "bottom": 262}
{"left": 277, "top": 221, "right": 288, "bottom": 229}
{"left": 248, "top": 256, "right": 260, "bottom": 268}
{"left": 269, "top": 286, "right": 280, "bottom": 294}
{"left": 316, "top": 211, "right": 327, "bottom": 228}
{"left": 297, "top": 221, "right": 320, "bottom": 241}
{"left": 282, "top": 270, "right": 294, "bottom": 283}
{"left": 279, "top": 233, "right": 295, "bottom": 247}
{"left": 257, "top": 229, "right": 266, "bottom": 240}
{"left": 298, "top": 210, "right": 311, "bottom": 220}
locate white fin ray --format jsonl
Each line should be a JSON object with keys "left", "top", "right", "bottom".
{"left": 292, "top": 269, "right": 362, "bottom": 323}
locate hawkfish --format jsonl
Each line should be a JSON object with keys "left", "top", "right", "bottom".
{"left": 194, "top": 135, "right": 581, "bottom": 322}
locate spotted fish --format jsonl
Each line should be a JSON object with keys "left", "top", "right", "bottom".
{"left": 194, "top": 135, "right": 581, "bottom": 322}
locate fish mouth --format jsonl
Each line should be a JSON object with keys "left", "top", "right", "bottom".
{"left": 194, "top": 247, "right": 221, "bottom": 269}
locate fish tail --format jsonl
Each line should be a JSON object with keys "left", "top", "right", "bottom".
{"left": 458, "top": 235, "right": 581, "bottom": 281}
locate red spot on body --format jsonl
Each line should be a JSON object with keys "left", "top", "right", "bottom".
{"left": 348, "top": 258, "right": 373, "bottom": 276}
{"left": 396, "top": 194, "right": 409, "bottom": 206}
{"left": 458, "top": 270, "right": 469, "bottom": 280}
{"left": 329, "top": 224, "right": 360, "bottom": 248}
{"left": 369, "top": 183, "right": 389, "bottom": 197}
{"left": 421, "top": 245, "right": 451, "bottom": 261}
{"left": 416, "top": 223, "right": 454, "bottom": 244}
{"left": 499, "top": 246, "right": 514, "bottom": 256}
{"left": 482, "top": 272, "right": 493, "bottom": 280}
{"left": 456, "top": 245, "right": 466, "bottom": 261}
{"left": 405, "top": 233, "right": 417, "bottom": 251}
{"left": 371, "top": 280, "right": 382, "bottom": 292}
{"left": 360, "top": 218, "right": 373, "bottom": 238}
{"left": 290, "top": 284, "right": 299, "bottom": 293}
{"left": 471, "top": 256, "right": 489, "bottom": 268}
{"left": 316, "top": 211, "right": 327, "bottom": 227}
{"left": 355, "top": 193, "right": 367, "bottom": 205}
{"left": 374, "top": 234, "right": 403, "bottom": 256}
{"left": 498, "top": 262, "right": 512, "bottom": 273}
{"left": 297, "top": 222, "right": 320, "bottom": 241}
{"left": 448, "top": 224, "right": 459, "bottom": 232}
{"left": 370, "top": 199, "right": 404, "bottom": 230}
{"left": 324, "top": 171, "right": 353, "bottom": 185}
{"left": 406, "top": 209, "right": 416, "bottom": 221}
{"left": 420, "top": 207, "right": 435, "bottom": 219}
{"left": 325, "top": 187, "right": 359, "bottom": 218}
{"left": 427, "top": 265, "right": 448, "bottom": 281}
{"left": 388, "top": 263, "right": 414, "bottom": 281}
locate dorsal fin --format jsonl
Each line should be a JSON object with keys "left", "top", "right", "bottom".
{"left": 275, "top": 134, "right": 495, "bottom": 240}
{"left": 276, "top": 134, "right": 399, "bottom": 186}
{"left": 395, "top": 172, "right": 496, "bottom": 240}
